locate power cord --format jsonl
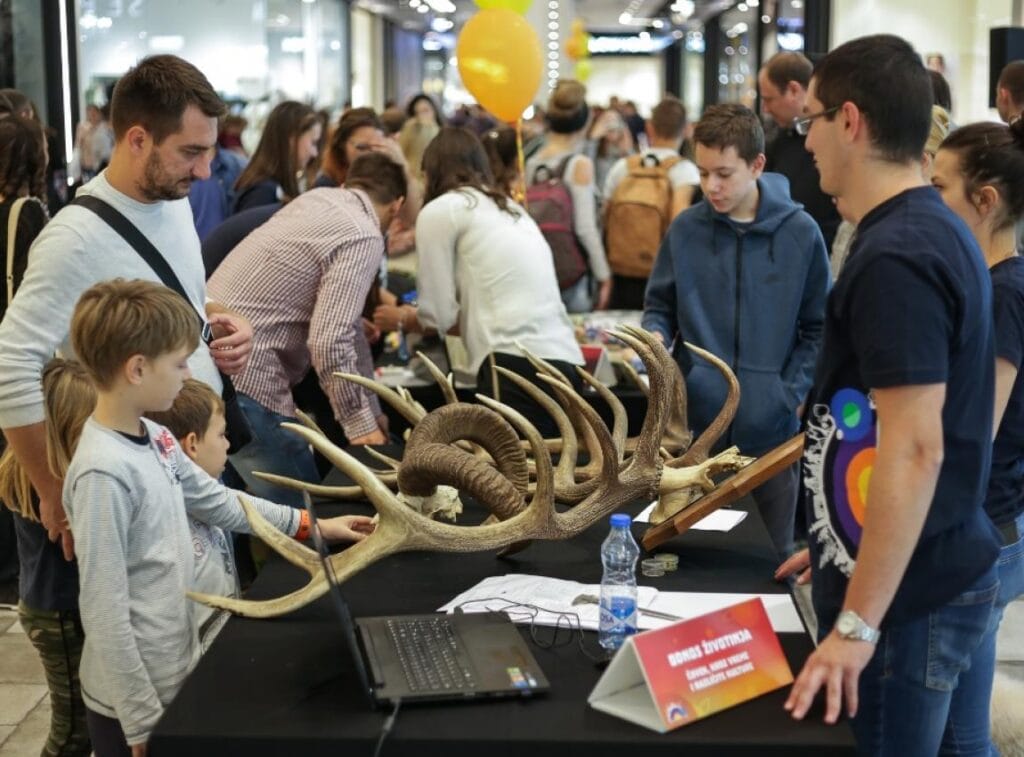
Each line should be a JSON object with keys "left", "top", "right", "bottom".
{"left": 372, "top": 697, "right": 401, "bottom": 757}
{"left": 453, "top": 597, "right": 609, "bottom": 663}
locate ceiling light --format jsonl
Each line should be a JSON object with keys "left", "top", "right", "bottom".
{"left": 423, "top": 0, "right": 456, "bottom": 11}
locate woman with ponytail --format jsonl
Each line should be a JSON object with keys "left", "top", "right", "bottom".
{"left": 931, "top": 118, "right": 1024, "bottom": 751}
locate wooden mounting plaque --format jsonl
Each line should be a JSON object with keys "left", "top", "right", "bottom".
{"left": 640, "top": 433, "right": 805, "bottom": 551}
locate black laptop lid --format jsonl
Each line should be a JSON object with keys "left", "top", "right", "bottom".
{"left": 303, "top": 492, "right": 376, "bottom": 705}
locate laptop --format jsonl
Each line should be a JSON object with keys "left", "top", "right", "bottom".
{"left": 303, "top": 493, "right": 550, "bottom": 706}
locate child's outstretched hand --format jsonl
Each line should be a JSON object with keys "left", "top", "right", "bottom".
{"left": 317, "top": 515, "right": 377, "bottom": 543}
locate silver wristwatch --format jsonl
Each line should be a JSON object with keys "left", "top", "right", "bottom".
{"left": 835, "top": 610, "right": 880, "bottom": 644}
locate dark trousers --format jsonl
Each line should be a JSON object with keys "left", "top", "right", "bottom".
{"left": 19, "top": 603, "right": 91, "bottom": 756}
{"left": 750, "top": 461, "right": 798, "bottom": 560}
{"left": 608, "top": 274, "right": 649, "bottom": 311}
{"left": 85, "top": 708, "right": 131, "bottom": 757}
{"left": 475, "top": 352, "right": 585, "bottom": 440}
{"left": 0, "top": 505, "right": 18, "bottom": 603}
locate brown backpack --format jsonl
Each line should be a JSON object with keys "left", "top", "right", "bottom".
{"left": 605, "top": 153, "right": 681, "bottom": 278}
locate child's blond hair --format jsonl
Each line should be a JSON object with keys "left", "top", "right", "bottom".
{"left": 145, "top": 378, "right": 224, "bottom": 442}
{"left": 70, "top": 278, "right": 200, "bottom": 389}
{"left": 0, "top": 358, "right": 96, "bottom": 520}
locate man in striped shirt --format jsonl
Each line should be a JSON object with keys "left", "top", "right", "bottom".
{"left": 208, "top": 152, "right": 406, "bottom": 505}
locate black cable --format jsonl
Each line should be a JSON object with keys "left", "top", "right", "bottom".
{"left": 372, "top": 697, "right": 401, "bottom": 757}
{"left": 453, "top": 597, "right": 608, "bottom": 663}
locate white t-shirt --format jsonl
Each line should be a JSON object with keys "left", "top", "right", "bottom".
{"left": 0, "top": 171, "right": 221, "bottom": 428}
{"left": 415, "top": 188, "right": 584, "bottom": 375}
{"left": 602, "top": 147, "right": 700, "bottom": 202}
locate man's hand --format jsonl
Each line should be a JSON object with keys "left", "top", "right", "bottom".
{"left": 349, "top": 428, "right": 387, "bottom": 446}
{"left": 38, "top": 495, "right": 75, "bottom": 561}
{"left": 775, "top": 547, "right": 811, "bottom": 585}
{"left": 130, "top": 741, "right": 147, "bottom": 757}
{"left": 784, "top": 631, "right": 875, "bottom": 722}
{"left": 361, "top": 318, "right": 382, "bottom": 345}
{"left": 317, "top": 514, "right": 377, "bottom": 542}
{"left": 595, "top": 279, "right": 613, "bottom": 310}
{"left": 207, "top": 312, "right": 253, "bottom": 375}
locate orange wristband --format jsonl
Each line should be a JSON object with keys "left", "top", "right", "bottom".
{"left": 295, "top": 509, "right": 312, "bottom": 541}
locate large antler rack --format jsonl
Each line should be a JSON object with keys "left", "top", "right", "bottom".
{"left": 190, "top": 327, "right": 746, "bottom": 618}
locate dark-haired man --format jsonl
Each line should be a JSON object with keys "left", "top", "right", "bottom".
{"left": 0, "top": 55, "right": 252, "bottom": 560}
{"left": 782, "top": 34, "right": 1001, "bottom": 754}
{"left": 758, "top": 51, "right": 841, "bottom": 250}
{"left": 996, "top": 59, "right": 1024, "bottom": 124}
{"left": 208, "top": 152, "right": 407, "bottom": 505}
{"left": 642, "top": 103, "right": 830, "bottom": 560}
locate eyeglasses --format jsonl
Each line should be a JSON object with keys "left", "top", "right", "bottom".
{"left": 793, "top": 106, "right": 840, "bottom": 136}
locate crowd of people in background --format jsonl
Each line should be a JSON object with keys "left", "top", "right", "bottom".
{"left": 0, "top": 32, "right": 1021, "bottom": 757}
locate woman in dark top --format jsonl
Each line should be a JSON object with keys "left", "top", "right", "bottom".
{"left": 233, "top": 101, "right": 321, "bottom": 213}
{"left": 1, "top": 115, "right": 48, "bottom": 313}
{"left": 931, "top": 119, "right": 1024, "bottom": 749}
{"left": 0, "top": 114, "right": 91, "bottom": 755}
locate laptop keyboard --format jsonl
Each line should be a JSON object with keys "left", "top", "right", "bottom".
{"left": 386, "top": 617, "right": 478, "bottom": 692}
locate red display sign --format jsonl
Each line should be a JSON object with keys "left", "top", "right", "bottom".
{"left": 589, "top": 597, "right": 793, "bottom": 732}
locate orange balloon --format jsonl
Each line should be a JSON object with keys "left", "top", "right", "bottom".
{"left": 457, "top": 9, "right": 542, "bottom": 123}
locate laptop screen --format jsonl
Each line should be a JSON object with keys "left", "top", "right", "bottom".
{"left": 302, "top": 491, "right": 375, "bottom": 704}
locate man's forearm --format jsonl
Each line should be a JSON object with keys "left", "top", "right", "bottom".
{"left": 3, "top": 422, "right": 62, "bottom": 504}
{"left": 841, "top": 440, "right": 942, "bottom": 628}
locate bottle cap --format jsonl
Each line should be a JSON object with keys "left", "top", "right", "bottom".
{"left": 610, "top": 513, "right": 631, "bottom": 528}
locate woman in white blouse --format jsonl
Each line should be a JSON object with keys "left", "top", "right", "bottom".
{"left": 414, "top": 127, "right": 584, "bottom": 436}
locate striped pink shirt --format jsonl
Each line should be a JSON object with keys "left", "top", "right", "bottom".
{"left": 207, "top": 187, "right": 383, "bottom": 438}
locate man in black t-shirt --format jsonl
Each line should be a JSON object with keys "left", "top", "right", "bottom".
{"left": 781, "top": 35, "right": 1002, "bottom": 754}
{"left": 758, "top": 52, "right": 841, "bottom": 251}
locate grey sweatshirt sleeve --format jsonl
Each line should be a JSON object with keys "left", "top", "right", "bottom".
{"left": 69, "top": 471, "right": 165, "bottom": 744}
{"left": 0, "top": 224, "right": 95, "bottom": 428}
{"left": 176, "top": 450, "right": 300, "bottom": 535}
{"left": 566, "top": 155, "right": 611, "bottom": 282}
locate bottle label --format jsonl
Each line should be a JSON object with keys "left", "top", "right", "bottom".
{"left": 599, "top": 594, "right": 638, "bottom": 648}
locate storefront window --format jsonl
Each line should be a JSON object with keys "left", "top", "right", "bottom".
{"left": 75, "top": 0, "right": 348, "bottom": 109}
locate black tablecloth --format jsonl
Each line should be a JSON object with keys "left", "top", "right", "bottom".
{"left": 150, "top": 468, "right": 854, "bottom": 756}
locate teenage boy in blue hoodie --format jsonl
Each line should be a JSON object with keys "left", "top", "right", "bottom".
{"left": 642, "top": 103, "right": 830, "bottom": 559}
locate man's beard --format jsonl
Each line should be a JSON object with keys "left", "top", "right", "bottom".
{"left": 139, "top": 150, "right": 191, "bottom": 201}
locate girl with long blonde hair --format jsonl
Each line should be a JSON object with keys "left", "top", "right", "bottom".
{"left": 0, "top": 358, "right": 95, "bottom": 757}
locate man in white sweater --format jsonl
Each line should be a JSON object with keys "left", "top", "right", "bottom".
{"left": 0, "top": 55, "right": 253, "bottom": 560}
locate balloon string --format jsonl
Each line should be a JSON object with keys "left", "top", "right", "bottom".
{"left": 515, "top": 117, "right": 527, "bottom": 208}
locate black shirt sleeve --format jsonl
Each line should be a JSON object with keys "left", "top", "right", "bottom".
{"left": 846, "top": 254, "right": 953, "bottom": 388}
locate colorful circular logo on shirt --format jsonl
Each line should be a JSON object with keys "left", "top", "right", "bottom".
{"left": 827, "top": 388, "right": 876, "bottom": 547}
{"left": 830, "top": 388, "right": 873, "bottom": 443}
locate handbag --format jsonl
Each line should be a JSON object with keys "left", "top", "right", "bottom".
{"left": 70, "top": 195, "right": 253, "bottom": 453}
{"left": 6, "top": 197, "right": 29, "bottom": 307}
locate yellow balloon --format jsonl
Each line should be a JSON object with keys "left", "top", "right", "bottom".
{"left": 473, "top": 0, "right": 533, "bottom": 13}
{"left": 575, "top": 58, "right": 593, "bottom": 82}
{"left": 457, "top": 9, "right": 542, "bottom": 123}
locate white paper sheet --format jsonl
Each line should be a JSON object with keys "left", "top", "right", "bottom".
{"left": 633, "top": 502, "right": 748, "bottom": 531}
{"left": 438, "top": 574, "right": 657, "bottom": 631}
{"left": 438, "top": 575, "right": 807, "bottom": 636}
{"left": 636, "top": 591, "right": 805, "bottom": 634}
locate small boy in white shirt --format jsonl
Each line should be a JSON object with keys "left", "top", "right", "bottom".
{"left": 146, "top": 379, "right": 242, "bottom": 649}
{"left": 64, "top": 279, "right": 373, "bottom": 756}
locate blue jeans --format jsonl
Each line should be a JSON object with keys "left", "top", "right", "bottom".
{"left": 230, "top": 393, "right": 319, "bottom": 508}
{"left": 561, "top": 274, "right": 592, "bottom": 313}
{"left": 943, "top": 512, "right": 1024, "bottom": 756}
{"left": 818, "top": 564, "right": 999, "bottom": 756}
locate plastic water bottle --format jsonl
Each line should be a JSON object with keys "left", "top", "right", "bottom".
{"left": 599, "top": 513, "right": 640, "bottom": 652}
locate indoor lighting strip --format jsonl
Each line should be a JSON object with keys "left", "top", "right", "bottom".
{"left": 58, "top": 0, "right": 74, "bottom": 183}
{"left": 547, "top": 0, "right": 559, "bottom": 88}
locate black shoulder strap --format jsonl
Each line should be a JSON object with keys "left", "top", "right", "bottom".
{"left": 70, "top": 194, "right": 243, "bottom": 402}
{"left": 71, "top": 195, "right": 208, "bottom": 337}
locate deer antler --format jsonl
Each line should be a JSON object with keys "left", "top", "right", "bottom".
{"left": 190, "top": 328, "right": 680, "bottom": 618}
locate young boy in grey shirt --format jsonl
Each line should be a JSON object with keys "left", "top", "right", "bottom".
{"left": 63, "top": 279, "right": 374, "bottom": 755}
